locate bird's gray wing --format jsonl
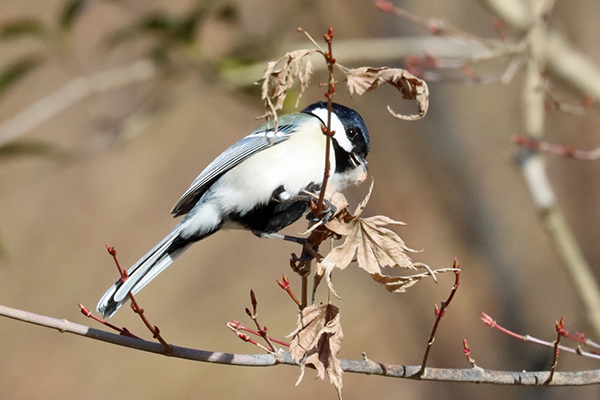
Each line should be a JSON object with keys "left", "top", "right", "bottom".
{"left": 170, "top": 115, "right": 310, "bottom": 217}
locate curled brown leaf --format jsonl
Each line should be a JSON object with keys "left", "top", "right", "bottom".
{"left": 371, "top": 268, "right": 458, "bottom": 293}
{"left": 343, "top": 66, "right": 429, "bottom": 120}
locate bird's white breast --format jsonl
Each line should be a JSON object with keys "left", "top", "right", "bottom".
{"left": 208, "top": 117, "right": 332, "bottom": 214}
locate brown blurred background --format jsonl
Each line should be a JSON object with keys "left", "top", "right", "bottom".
{"left": 1, "top": 0, "right": 599, "bottom": 399}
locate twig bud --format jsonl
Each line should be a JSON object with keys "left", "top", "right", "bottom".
{"left": 106, "top": 244, "right": 117, "bottom": 256}
{"left": 250, "top": 290, "right": 258, "bottom": 315}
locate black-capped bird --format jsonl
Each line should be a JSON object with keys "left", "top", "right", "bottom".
{"left": 97, "top": 102, "right": 370, "bottom": 317}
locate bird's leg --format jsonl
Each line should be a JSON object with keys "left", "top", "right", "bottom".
{"left": 253, "top": 231, "right": 307, "bottom": 244}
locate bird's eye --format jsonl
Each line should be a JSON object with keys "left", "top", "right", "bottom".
{"left": 346, "top": 127, "right": 359, "bottom": 139}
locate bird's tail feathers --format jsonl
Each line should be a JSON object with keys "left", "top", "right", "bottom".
{"left": 96, "top": 226, "right": 187, "bottom": 318}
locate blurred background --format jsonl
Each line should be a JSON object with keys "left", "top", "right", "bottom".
{"left": 1, "top": 0, "right": 599, "bottom": 399}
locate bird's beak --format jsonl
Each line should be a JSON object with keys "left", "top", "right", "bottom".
{"left": 351, "top": 153, "right": 367, "bottom": 168}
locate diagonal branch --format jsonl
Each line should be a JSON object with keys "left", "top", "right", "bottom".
{"left": 506, "top": 0, "right": 600, "bottom": 338}
{"left": 0, "top": 60, "right": 156, "bottom": 149}
{"left": 476, "top": 0, "right": 600, "bottom": 105}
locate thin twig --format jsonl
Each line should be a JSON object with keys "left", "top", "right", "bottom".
{"left": 226, "top": 324, "right": 273, "bottom": 353}
{"left": 106, "top": 245, "right": 173, "bottom": 355}
{"left": 315, "top": 27, "right": 336, "bottom": 215}
{"left": 227, "top": 320, "right": 290, "bottom": 347}
{"left": 78, "top": 303, "right": 140, "bottom": 339}
{"left": 277, "top": 273, "right": 302, "bottom": 309}
{"left": 375, "top": 0, "right": 496, "bottom": 45}
{"left": 245, "top": 290, "right": 277, "bottom": 352}
{"left": 463, "top": 339, "right": 479, "bottom": 368}
{"left": 418, "top": 258, "right": 460, "bottom": 376}
{"left": 512, "top": 135, "right": 600, "bottom": 160}
{"left": 547, "top": 316, "right": 565, "bottom": 384}
{"left": 481, "top": 313, "right": 600, "bottom": 360}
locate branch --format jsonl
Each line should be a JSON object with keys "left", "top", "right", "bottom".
{"left": 512, "top": 135, "right": 600, "bottom": 160}
{"left": 511, "top": 0, "right": 600, "bottom": 338}
{"left": 0, "top": 60, "right": 156, "bottom": 149}
{"left": 3, "top": 303, "right": 600, "bottom": 385}
{"left": 477, "top": 0, "right": 600, "bottom": 108}
{"left": 419, "top": 259, "right": 460, "bottom": 375}
{"left": 221, "top": 37, "right": 492, "bottom": 87}
{"left": 481, "top": 312, "right": 600, "bottom": 361}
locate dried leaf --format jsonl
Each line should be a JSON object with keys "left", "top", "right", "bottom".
{"left": 259, "top": 49, "right": 318, "bottom": 126}
{"left": 289, "top": 303, "right": 343, "bottom": 398}
{"left": 371, "top": 267, "right": 456, "bottom": 293}
{"left": 344, "top": 66, "right": 429, "bottom": 120}
{"left": 319, "top": 181, "right": 440, "bottom": 296}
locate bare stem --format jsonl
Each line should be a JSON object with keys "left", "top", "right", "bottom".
{"left": 547, "top": 316, "right": 565, "bottom": 384}
{"left": 227, "top": 320, "right": 290, "bottom": 347}
{"left": 463, "top": 339, "right": 478, "bottom": 368}
{"left": 315, "top": 27, "right": 337, "bottom": 216}
{"left": 78, "top": 303, "right": 140, "bottom": 339}
{"left": 481, "top": 313, "right": 600, "bottom": 360}
{"left": 419, "top": 258, "right": 460, "bottom": 376}
{"left": 512, "top": 135, "right": 600, "bottom": 160}
{"left": 245, "top": 290, "right": 277, "bottom": 352}
{"left": 277, "top": 273, "right": 302, "bottom": 309}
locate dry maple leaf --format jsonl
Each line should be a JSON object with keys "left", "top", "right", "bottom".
{"left": 342, "top": 66, "right": 429, "bottom": 120}
{"left": 288, "top": 303, "right": 343, "bottom": 399}
{"left": 319, "top": 181, "right": 452, "bottom": 295}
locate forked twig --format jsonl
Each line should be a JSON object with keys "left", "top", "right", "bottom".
{"left": 481, "top": 313, "right": 600, "bottom": 360}
{"left": 78, "top": 303, "right": 140, "bottom": 339}
{"left": 245, "top": 290, "right": 277, "bottom": 352}
{"left": 227, "top": 320, "right": 290, "bottom": 347}
{"left": 105, "top": 245, "right": 173, "bottom": 355}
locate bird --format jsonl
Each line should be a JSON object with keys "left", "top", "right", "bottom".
{"left": 97, "top": 101, "right": 370, "bottom": 317}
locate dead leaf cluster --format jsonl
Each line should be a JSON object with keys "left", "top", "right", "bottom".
{"left": 288, "top": 303, "right": 344, "bottom": 399}
{"left": 342, "top": 66, "right": 430, "bottom": 120}
{"left": 260, "top": 49, "right": 317, "bottom": 126}
{"left": 259, "top": 35, "right": 430, "bottom": 125}
{"left": 318, "top": 181, "right": 449, "bottom": 296}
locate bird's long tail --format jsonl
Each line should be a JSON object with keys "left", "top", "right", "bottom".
{"left": 96, "top": 225, "right": 189, "bottom": 318}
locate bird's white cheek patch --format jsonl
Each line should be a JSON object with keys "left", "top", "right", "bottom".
{"left": 308, "top": 108, "right": 352, "bottom": 152}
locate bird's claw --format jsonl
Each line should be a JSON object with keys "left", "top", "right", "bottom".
{"left": 307, "top": 200, "right": 337, "bottom": 225}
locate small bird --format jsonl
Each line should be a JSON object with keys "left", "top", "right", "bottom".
{"left": 97, "top": 101, "right": 370, "bottom": 317}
